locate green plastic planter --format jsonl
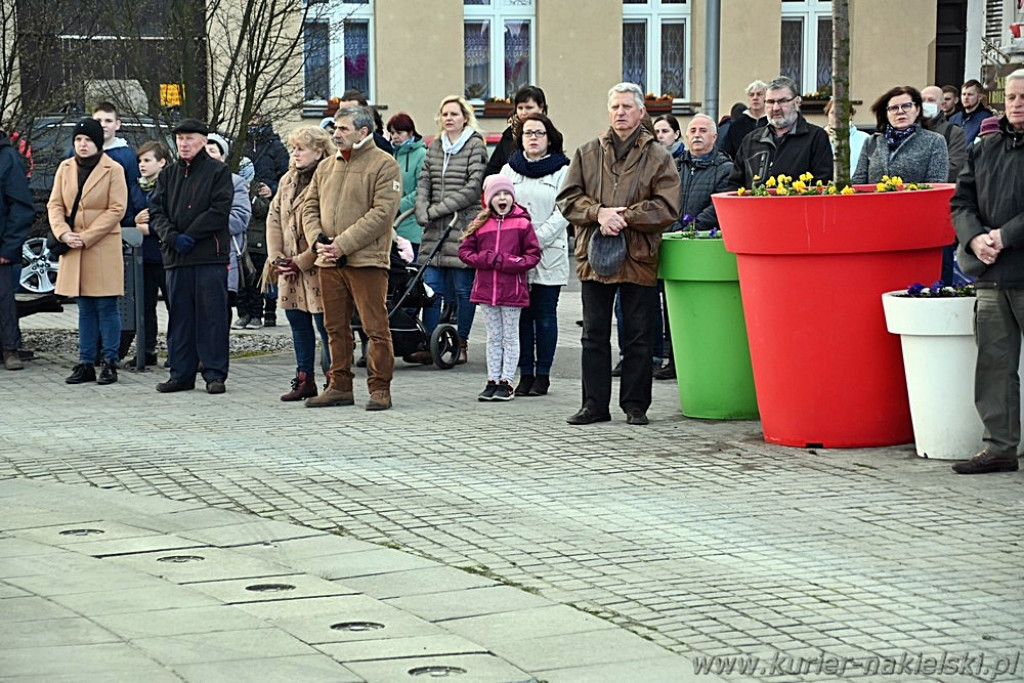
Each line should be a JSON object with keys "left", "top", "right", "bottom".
{"left": 658, "top": 233, "right": 758, "bottom": 419}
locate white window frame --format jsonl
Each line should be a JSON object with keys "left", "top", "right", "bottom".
{"left": 780, "top": 0, "right": 832, "bottom": 96}
{"left": 303, "top": 0, "right": 375, "bottom": 104}
{"left": 463, "top": 0, "right": 536, "bottom": 102}
{"left": 622, "top": 0, "right": 691, "bottom": 100}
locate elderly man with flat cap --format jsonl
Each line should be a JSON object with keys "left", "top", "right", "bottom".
{"left": 151, "top": 118, "right": 235, "bottom": 394}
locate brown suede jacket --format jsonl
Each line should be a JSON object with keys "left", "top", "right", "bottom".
{"left": 557, "top": 127, "right": 681, "bottom": 286}
{"left": 301, "top": 136, "right": 401, "bottom": 270}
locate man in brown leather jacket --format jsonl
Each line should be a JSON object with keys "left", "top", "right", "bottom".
{"left": 557, "top": 82, "right": 681, "bottom": 426}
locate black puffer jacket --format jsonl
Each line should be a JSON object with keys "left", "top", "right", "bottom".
{"left": 242, "top": 125, "right": 289, "bottom": 193}
{"left": 670, "top": 150, "right": 733, "bottom": 230}
{"left": 951, "top": 117, "right": 1024, "bottom": 288}
{"left": 150, "top": 149, "right": 234, "bottom": 269}
{"left": 728, "top": 114, "right": 833, "bottom": 189}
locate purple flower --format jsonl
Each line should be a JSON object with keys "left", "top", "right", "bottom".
{"left": 681, "top": 214, "right": 695, "bottom": 225}
{"left": 907, "top": 283, "right": 925, "bottom": 296}
{"left": 708, "top": 227, "right": 719, "bottom": 239}
{"left": 929, "top": 280, "right": 943, "bottom": 295}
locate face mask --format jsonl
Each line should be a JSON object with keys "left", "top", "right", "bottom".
{"left": 922, "top": 102, "right": 939, "bottom": 119}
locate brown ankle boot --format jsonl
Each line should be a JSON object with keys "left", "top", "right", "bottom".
{"left": 281, "top": 371, "right": 318, "bottom": 401}
{"left": 456, "top": 339, "right": 468, "bottom": 365}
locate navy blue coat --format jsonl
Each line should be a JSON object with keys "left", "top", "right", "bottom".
{"left": 0, "top": 136, "right": 34, "bottom": 263}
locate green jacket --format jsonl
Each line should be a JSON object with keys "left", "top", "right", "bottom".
{"left": 394, "top": 137, "right": 427, "bottom": 244}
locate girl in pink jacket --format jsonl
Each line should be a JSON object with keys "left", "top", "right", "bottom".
{"left": 458, "top": 175, "right": 541, "bottom": 401}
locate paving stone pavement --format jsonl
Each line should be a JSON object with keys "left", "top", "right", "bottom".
{"left": 4, "top": 289, "right": 1024, "bottom": 682}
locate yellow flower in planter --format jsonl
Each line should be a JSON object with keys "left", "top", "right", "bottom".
{"left": 840, "top": 186, "right": 855, "bottom": 195}
{"left": 765, "top": 176, "right": 777, "bottom": 188}
{"left": 737, "top": 187, "right": 746, "bottom": 196}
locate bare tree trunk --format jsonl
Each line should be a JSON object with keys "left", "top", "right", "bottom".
{"left": 832, "top": 0, "right": 851, "bottom": 186}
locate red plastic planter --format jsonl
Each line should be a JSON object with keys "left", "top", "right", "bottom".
{"left": 713, "top": 185, "right": 956, "bottom": 448}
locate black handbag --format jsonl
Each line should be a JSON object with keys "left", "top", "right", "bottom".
{"left": 48, "top": 183, "right": 84, "bottom": 258}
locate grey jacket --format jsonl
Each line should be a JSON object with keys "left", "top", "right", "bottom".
{"left": 671, "top": 150, "right": 733, "bottom": 230}
{"left": 922, "top": 114, "right": 968, "bottom": 182}
{"left": 415, "top": 133, "right": 487, "bottom": 269}
{"left": 851, "top": 128, "right": 949, "bottom": 185}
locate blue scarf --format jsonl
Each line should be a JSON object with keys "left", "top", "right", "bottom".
{"left": 507, "top": 150, "right": 570, "bottom": 179}
{"left": 885, "top": 124, "right": 918, "bottom": 151}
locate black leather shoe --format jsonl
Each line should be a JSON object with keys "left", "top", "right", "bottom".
{"left": 625, "top": 408, "right": 649, "bottom": 426}
{"left": 951, "top": 451, "right": 1019, "bottom": 474}
{"left": 156, "top": 378, "right": 195, "bottom": 393}
{"left": 66, "top": 363, "right": 96, "bottom": 384}
{"left": 528, "top": 375, "right": 549, "bottom": 396}
{"left": 97, "top": 360, "right": 118, "bottom": 385}
{"left": 206, "top": 380, "right": 226, "bottom": 394}
{"left": 653, "top": 363, "right": 676, "bottom": 380}
{"left": 567, "top": 406, "right": 611, "bottom": 425}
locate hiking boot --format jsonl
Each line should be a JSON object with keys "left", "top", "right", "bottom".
{"left": 951, "top": 451, "right": 1019, "bottom": 474}
{"left": 156, "top": 378, "right": 195, "bottom": 393}
{"left": 232, "top": 315, "right": 251, "bottom": 330}
{"left": 263, "top": 313, "right": 276, "bottom": 328}
{"left": 246, "top": 317, "right": 263, "bottom": 329}
{"left": 515, "top": 374, "right": 534, "bottom": 397}
{"left": 306, "top": 387, "right": 355, "bottom": 407}
{"left": 66, "top": 363, "right": 96, "bottom": 384}
{"left": 478, "top": 380, "right": 498, "bottom": 402}
{"left": 528, "top": 375, "right": 550, "bottom": 396}
{"left": 4, "top": 350, "right": 24, "bottom": 371}
{"left": 456, "top": 339, "right": 468, "bottom": 365}
{"left": 403, "top": 350, "right": 432, "bottom": 364}
{"left": 206, "top": 379, "right": 226, "bottom": 394}
{"left": 281, "top": 371, "right": 317, "bottom": 401}
{"left": 492, "top": 380, "right": 514, "bottom": 401}
{"left": 97, "top": 360, "right": 118, "bottom": 385}
{"left": 366, "top": 390, "right": 392, "bottom": 411}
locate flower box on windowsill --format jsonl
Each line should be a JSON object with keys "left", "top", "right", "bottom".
{"left": 644, "top": 98, "right": 673, "bottom": 114}
{"left": 483, "top": 100, "right": 514, "bottom": 118}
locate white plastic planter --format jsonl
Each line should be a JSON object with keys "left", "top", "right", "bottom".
{"left": 882, "top": 292, "right": 983, "bottom": 460}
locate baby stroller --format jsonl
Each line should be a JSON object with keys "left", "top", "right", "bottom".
{"left": 352, "top": 211, "right": 461, "bottom": 369}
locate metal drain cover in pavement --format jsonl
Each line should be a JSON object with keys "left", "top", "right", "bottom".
{"left": 408, "top": 666, "right": 468, "bottom": 677}
{"left": 244, "top": 583, "right": 297, "bottom": 592}
{"left": 330, "top": 621, "right": 385, "bottom": 632}
{"left": 59, "top": 528, "right": 105, "bottom": 536}
{"left": 157, "top": 555, "right": 206, "bottom": 563}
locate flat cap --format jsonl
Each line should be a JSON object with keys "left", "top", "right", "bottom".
{"left": 172, "top": 118, "right": 210, "bottom": 135}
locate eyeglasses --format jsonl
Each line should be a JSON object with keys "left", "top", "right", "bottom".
{"left": 764, "top": 97, "right": 796, "bottom": 107}
{"left": 886, "top": 102, "right": 917, "bottom": 114}
{"left": 522, "top": 130, "right": 547, "bottom": 138}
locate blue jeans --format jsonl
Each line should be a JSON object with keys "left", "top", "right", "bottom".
{"left": 422, "top": 266, "right": 476, "bottom": 341}
{"left": 78, "top": 296, "right": 120, "bottom": 364}
{"left": 518, "top": 284, "right": 561, "bottom": 376}
{"left": 285, "top": 308, "right": 330, "bottom": 377}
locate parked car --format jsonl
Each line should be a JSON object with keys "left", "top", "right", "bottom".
{"left": 19, "top": 113, "right": 174, "bottom": 294}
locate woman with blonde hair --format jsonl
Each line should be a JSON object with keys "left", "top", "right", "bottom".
{"left": 263, "top": 125, "right": 335, "bottom": 400}
{"left": 413, "top": 95, "right": 488, "bottom": 364}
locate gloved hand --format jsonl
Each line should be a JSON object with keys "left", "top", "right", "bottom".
{"left": 174, "top": 234, "right": 196, "bottom": 254}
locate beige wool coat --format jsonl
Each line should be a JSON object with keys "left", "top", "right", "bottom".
{"left": 47, "top": 154, "right": 127, "bottom": 297}
{"left": 264, "top": 169, "right": 323, "bottom": 314}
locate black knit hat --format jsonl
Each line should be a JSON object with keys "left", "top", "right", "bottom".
{"left": 72, "top": 118, "right": 104, "bottom": 152}
{"left": 172, "top": 118, "right": 210, "bottom": 136}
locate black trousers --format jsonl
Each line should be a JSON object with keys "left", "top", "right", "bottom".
{"left": 143, "top": 261, "right": 168, "bottom": 355}
{"left": 580, "top": 280, "right": 657, "bottom": 415}
{"left": 166, "top": 264, "right": 229, "bottom": 383}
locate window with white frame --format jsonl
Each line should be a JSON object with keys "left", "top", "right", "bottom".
{"left": 463, "top": 0, "right": 535, "bottom": 101}
{"left": 303, "top": 0, "right": 374, "bottom": 102}
{"left": 780, "top": 0, "right": 832, "bottom": 96}
{"left": 622, "top": 0, "right": 690, "bottom": 99}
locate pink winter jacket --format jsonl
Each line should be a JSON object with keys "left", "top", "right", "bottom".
{"left": 458, "top": 204, "right": 541, "bottom": 307}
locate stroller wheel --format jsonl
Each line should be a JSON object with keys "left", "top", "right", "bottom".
{"left": 430, "top": 324, "right": 460, "bottom": 370}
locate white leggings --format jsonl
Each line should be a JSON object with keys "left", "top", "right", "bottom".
{"left": 480, "top": 304, "right": 521, "bottom": 383}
